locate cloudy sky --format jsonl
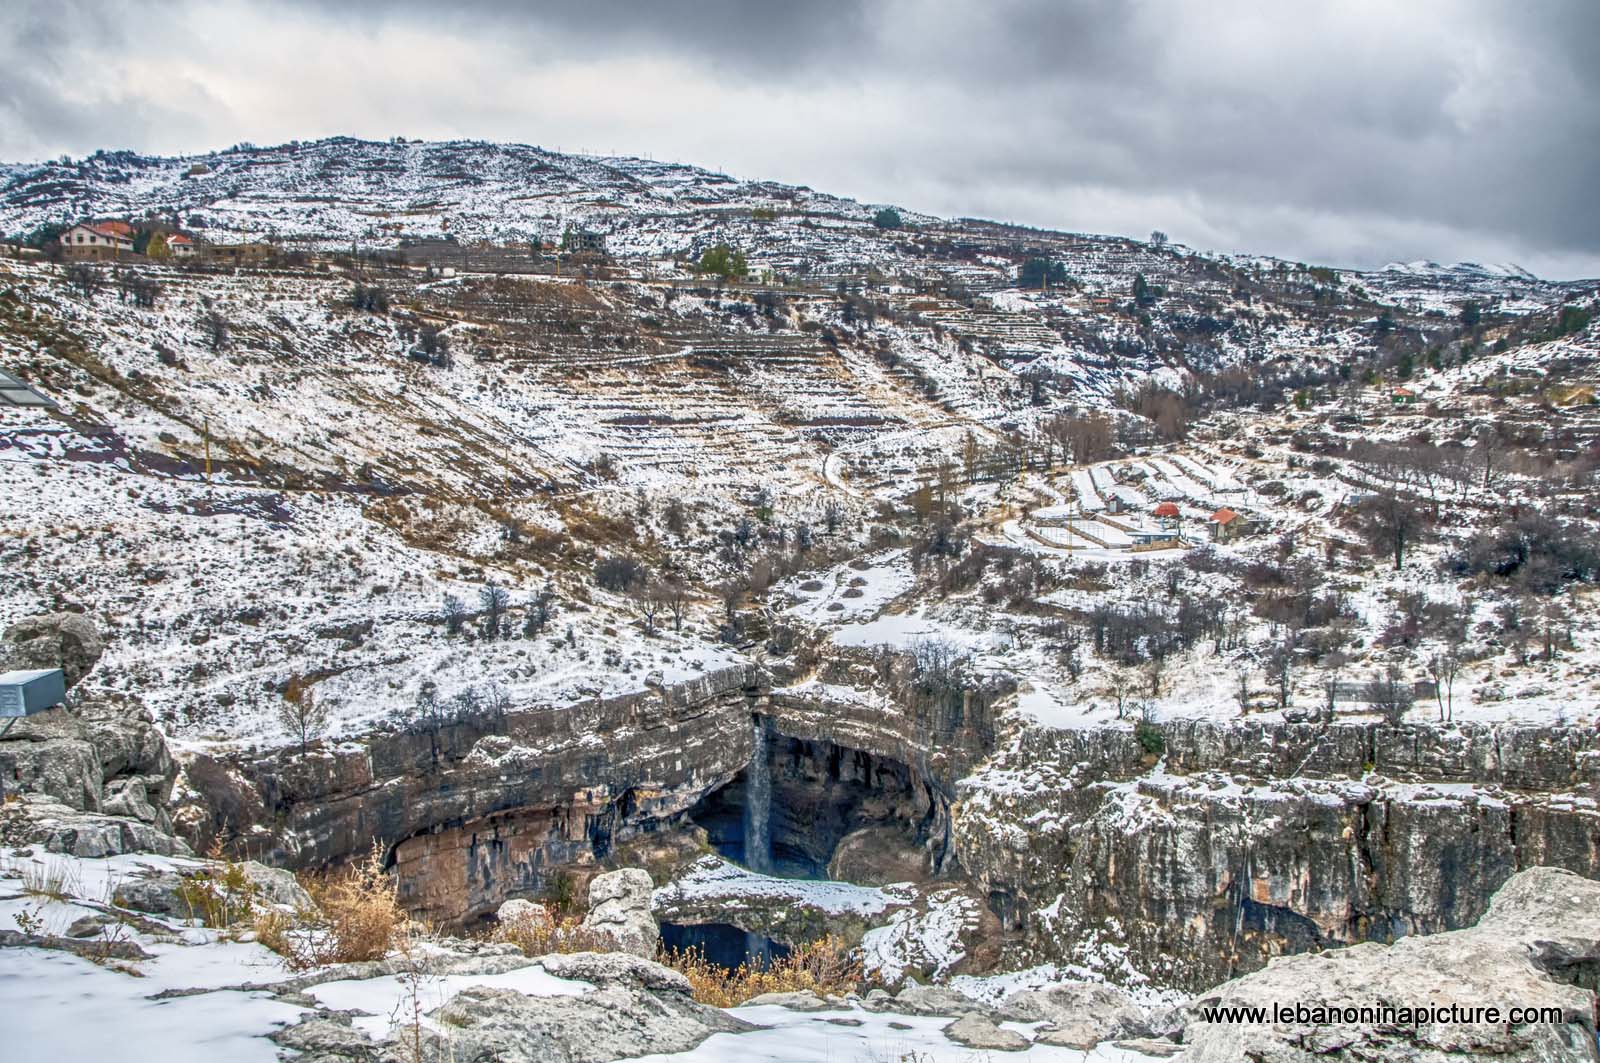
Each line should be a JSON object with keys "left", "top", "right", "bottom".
{"left": 3, "top": 0, "right": 1597, "bottom": 277}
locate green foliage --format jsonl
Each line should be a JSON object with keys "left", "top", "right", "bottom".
{"left": 872, "top": 208, "right": 902, "bottom": 230}
{"left": 1135, "top": 720, "right": 1165, "bottom": 755}
{"left": 697, "top": 243, "right": 748, "bottom": 280}
{"left": 750, "top": 207, "right": 778, "bottom": 221}
{"left": 1020, "top": 257, "right": 1069, "bottom": 288}
{"left": 1459, "top": 300, "right": 1482, "bottom": 328}
{"left": 14, "top": 222, "right": 69, "bottom": 248}
{"left": 1132, "top": 272, "right": 1156, "bottom": 306}
{"left": 145, "top": 231, "right": 170, "bottom": 260}
{"left": 1293, "top": 388, "right": 1311, "bottom": 410}
{"left": 174, "top": 856, "right": 261, "bottom": 929}
{"left": 1555, "top": 304, "right": 1594, "bottom": 338}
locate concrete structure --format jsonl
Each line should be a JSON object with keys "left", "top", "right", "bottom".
{"left": 0, "top": 668, "right": 67, "bottom": 718}
{"left": 60, "top": 222, "right": 133, "bottom": 260}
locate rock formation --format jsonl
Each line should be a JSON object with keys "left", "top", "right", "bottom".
{"left": 0, "top": 613, "right": 184, "bottom": 855}
{"left": 580, "top": 868, "right": 660, "bottom": 958}
{"left": 1180, "top": 866, "right": 1600, "bottom": 1061}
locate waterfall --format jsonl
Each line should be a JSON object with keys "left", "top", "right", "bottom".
{"left": 743, "top": 715, "right": 772, "bottom": 874}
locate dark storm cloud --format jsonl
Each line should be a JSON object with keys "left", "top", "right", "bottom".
{"left": 1, "top": 0, "right": 1596, "bottom": 276}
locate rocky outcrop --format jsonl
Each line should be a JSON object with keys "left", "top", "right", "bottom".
{"left": 954, "top": 718, "right": 1600, "bottom": 991}
{"left": 271, "top": 950, "right": 752, "bottom": 1063}
{"left": 579, "top": 868, "right": 659, "bottom": 957}
{"left": 1180, "top": 866, "right": 1600, "bottom": 1061}
{"left": 179, "top": 666, "right": 762, "bottom": 923}
{"left": 1000, "top": 982, "right": 1152, "bottom": 1049}
{"left": 0, "top": 614, "right": 183, "bottom": 853}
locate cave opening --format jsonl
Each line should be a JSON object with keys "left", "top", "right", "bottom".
{"left": 659, "top": 922, "right": 792, "bottom": 972}
{"left": 688, "top": 727, "right": 947, "bottom": 882}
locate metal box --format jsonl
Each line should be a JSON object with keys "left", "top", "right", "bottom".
{"left": 0, "top": 669, "right": 67, "bottom": 717}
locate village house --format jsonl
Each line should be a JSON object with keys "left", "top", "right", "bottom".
{"left": 167, "top": 234, "right": 196, "bottom": 257}
{"left": 1209, "top": 507, "right": 1249, "bottom": 543}
{"left": 60, "top": 221, "right": 134, "bottom": 260}
{"left": 205, "top": 242, "right": 276, "bottom": 265}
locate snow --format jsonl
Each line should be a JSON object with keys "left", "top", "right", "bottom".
{"left": 306, "top": 963, "right": 592, "bottom": 1040}
{"left": 655, "top": 856, "right": 900, "bottom": 918}
{"left": 832, "top": 610, "right": 1012, "bottom": 653}
{"left": 859, "top": 889, "right": 977, "bottom": 982}
{"left": 633, "top": 1004, "right": 1168, "bottom": 1062}
{"left": 0, "top": 946, "right": 305, "bottom": 1063}
{"left": 0, "top": 850, "right": 305, "bottom": 1063}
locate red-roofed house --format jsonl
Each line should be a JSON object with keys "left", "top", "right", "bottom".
{"left": 61, "top": 221, "right": 133, "bottom": 261}
{"left": 1209, "top": 507, "right": 1249, "bottom": 543}
{"left": 168, "top": 234, "right": 196, "bottom": 257}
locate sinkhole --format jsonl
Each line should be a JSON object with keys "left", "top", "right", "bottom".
{"left": 687, "top": 719, "right": 949, "bottom": 882}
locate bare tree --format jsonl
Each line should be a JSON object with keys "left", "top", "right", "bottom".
{"left": 662, "top": 577, "right": 689, "bottom": 633}
{"left": 278, "top": 676, "right": 330, "bottom": 756}
{"left": 522, "top": 583, "right": 555, "bottom": 637}
{"left": 1234, "top": 669, "right": 1252, "bottom": 714}
{"left": 1355, "top": 491, "right": 1425, "bottom": 571}
{"left": 66, "top": 263, "right": 104, "bottom": 297}
{"left": 479, "top": 582, "right": 510, "bottom": 639}
{"left": 640, "top": 581, "right": 665, "bottom": 636}
{"left": 1426, "top": 652, "right": 1460, "bottom": 722}
{"left": 1106, "top": 665, "right": 1137, "bottom": 719}
{"left": 442, "top": 593, "right": 466, "bottom": 636}
{"left": 1366, "top": 666, "right": 1415, "bottom": 727}
{"left": 1143, "top": 655, "right": 1165, "bottom": 699}
{"left": 1266, "top": 640, "right": 1294, "bottom": 709}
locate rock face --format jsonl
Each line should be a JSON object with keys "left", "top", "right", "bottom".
{"left": 1181, "top": 866, "right": 1600, "bottom": 1061}
{"left": 181, "top": 665, "right": 763, "bottom": 923}
{"left": 580, "top": 868, "right": 660, "bottom": 958}
{"left": 955, "top": 718, "right": 1600, "bottom": 991}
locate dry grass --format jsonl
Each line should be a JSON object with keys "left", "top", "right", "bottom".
{"left": 490, "top": 903, "right": 613, "bottom": 957}
{"left": 174, "top": 854, "right": 260, "bottom": 929}
{"left": 256, "top": 843, "right": 410, "bottom": 969}
{"left": 658, "top": 935, "right": 863, "bottom": 1008}
{"left": 17, "top": 857, "right": 81, "bottom": 903}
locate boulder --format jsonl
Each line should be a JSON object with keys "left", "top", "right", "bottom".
{"left": 743, "top": 990, "right": 837, "bottom": 1011}
{"left": 1181, "top": 866, "right": 1600, "bottom": 1062}
{"left": 999, "top": 981, "right": 1150, "bottom": 1047}
{"left": 422, "top": 966, "right": 754, "bottom": 1063}
{"left": 870, "top": 982, "right": 993, "bottom": 1018}
{"left": 579, "top": 868, "right": 659, "bottom": 958}
{"left": 2, "top": 612, "right": 104, "bottom": 689}
{"left": 241, "top": 860, "right": 313, "bottom": 910}
{"left": 942, "top": 1013, "right": 1030, "bottom": 1051}
{"left": 497, "top": 898, "right": 551, "bottom": 926}
{"left": 10, "top": 796, "right": 190, "bottom": 858}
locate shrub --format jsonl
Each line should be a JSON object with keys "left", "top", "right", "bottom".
{"left": 873, "top": 208, "right": 902, "bottom": 230}
{"left": 594, "top": 554, "right": 646, "bottom": 592}
{"left": 1135, "top": 720, "right": 1165, "bottom": 756}
{"left": 175, "top": 849, "right": 261, "bottom": 929}
{"left": 659, "top": 936, "right": 862, "bottom": 1008}
{"left": 257, "top": 844, "right": 407, "bottom": 969}
{"left": 491, "top": 904, "right": 611, "bottom": 957}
